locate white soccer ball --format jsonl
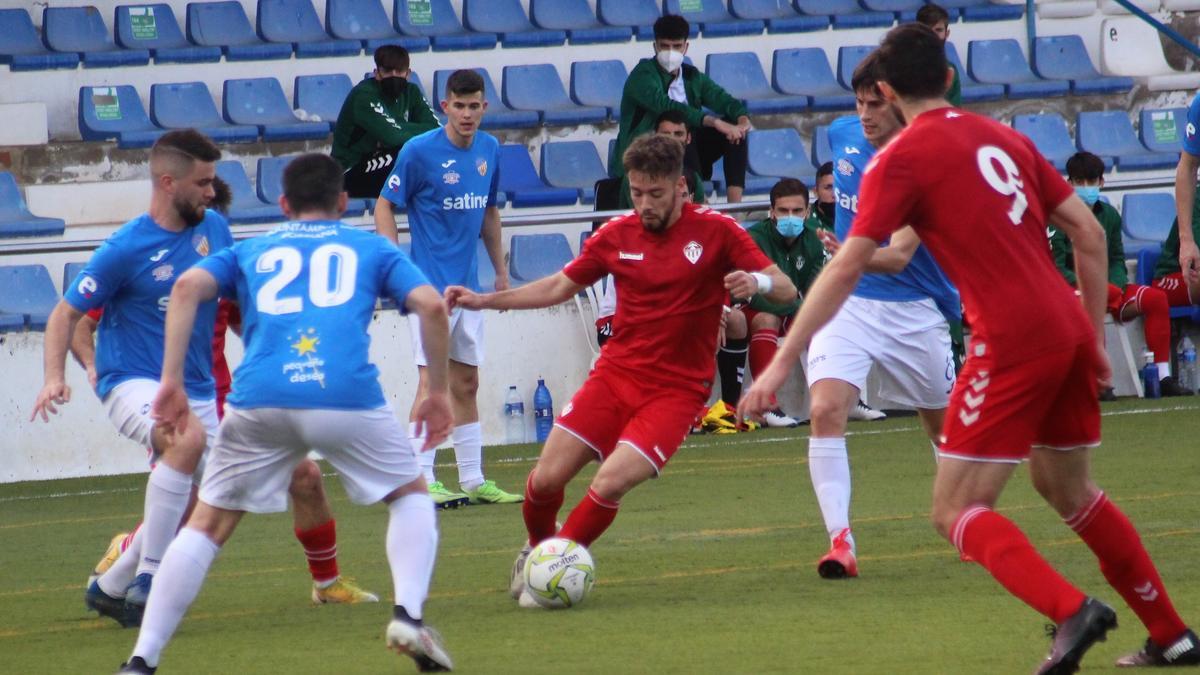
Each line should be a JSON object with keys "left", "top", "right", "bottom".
{"left": 523, "top": 537, "right": 595, "bottom": 609}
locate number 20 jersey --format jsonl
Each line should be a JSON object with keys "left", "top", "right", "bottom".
{"left": 849, "top": 108, "right": 1090, "bottom": 365}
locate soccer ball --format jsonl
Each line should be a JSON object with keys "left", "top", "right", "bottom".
{"left": 523, "top": 537, "right": 595, "bottom": 609}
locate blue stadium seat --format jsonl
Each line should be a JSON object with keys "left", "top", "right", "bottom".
{"left": 596, "top": 0, "right": 660, "bottom": 40}
{"left": 541, "top": 141, "right": 608, "bottom": 204}
{"left": 256, "top": 157, "right": 369, "bottom": 216}
{"left": 945, "top": 42, "right": 1005, "bottom": 103}
{"left": 1012, "top": 114, "right": 1075, "bottom": 171}
{"left": 393, "top": 0, "right": 495, "bottom": 51}
{"left": 1139, "top": 108, "right": 1187, "bottom": 155}
{"left": 509, "top": 233, "right": 574, "bottom": 285}
{"left": 462, "top": 0, "right": 566, "bottom": 48}
{"left": 942, "top": 0, "right": 1023, "bottom": 22}
{"left": 498, "top": 145, "right": 579, "bottom": 208}
{"left": 664, "top": 0, "right": 764, "bottom": 37}
{"left": 860, "top": 0, "right": 923, "bottom": 14}
{"left": 1077, "top": 111, "right": 1178, "bottom": 171}
{"left": 792, "top": 0, "right": 892, "bottom": 29}
{"left": 772, "top": 48, "right": 854, "bottom": 111}
{"left": 326, "top": 0, "right": 429, "bottom": 51}
{"left": 1033, "top": 36, "right": 1133, "bottom": 95}
{"left": 730, "top": 0, "right": 828, "bottom": 32}
{"left": 570, "top": 60, "right": 628, "bottom": 120}
{"left": 223, "top": 78, "right": 330, "bottom": 142}
{"left": 503, "top": 65, "right": 607, "bottom": 126}
{"left": 294, "top": 74, "right": 353, "bottom": 131}
{"left": 0, "top": 9, "right": 80, "bottom": 70}
{"left": 256, "top": 0, "right": 361, "bottom": 58}
{"left": 186, "top": 1, "right": 292, "bottom": 60}
{"left": 747, "top": 129, "right": 815, "bottom": 194}
{"left": 43, "top": 6, "right": 150, "bottom": 68}
{"left": 1122, "top": 193, "right": 1175, "bottom": 258}
{"left": 836, "top": 46, "right": 875, "bottom": 91}
{"left": 215, "top": 160, "right": 285, "bottom": 224}
{"left": 811, "top": 125, "right": 831, "bottom": 169}
{"left": 150, "top": 82, "right": 259, "bottom": 143}
{"left": 114, "top": 4, "right": 221, "bottom": 64}
{"left": 968, "top": 39, "right": 1069, "bottom": 98}
{"left": 475, "top": 239, "right": 498, "bottom": 291}
{"left": 78, "top": 85, "right": 164, "bottom": 149}
{"left": 530, "top": 0, "right": 632, "bottom": 44}
{"left": 0, "top": 265, "right": 59, "bottom": 330}
{"left": 434, "top": 69, "right": 539, "bottom": 130}
{"left": 707, "top": 52, "right": 808, "bottom": 115}
{"left": 0, "top": 173, "right": 66, "bottom": 239}
{"left": 62, "top": 262, "right": 87, "bottom": 293}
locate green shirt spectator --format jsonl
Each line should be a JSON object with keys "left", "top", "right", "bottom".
{"left": 1154, "top": 196, "right": 1200, "bottom": 279}
{"left": 1049, "top": 200, "right": 1126, "bottom": 287}
{"left": 745, "top": 217, "right": 827, "bottom": 315}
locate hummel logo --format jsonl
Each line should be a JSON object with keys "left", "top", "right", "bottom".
{"left": 618, "top": 251, "right": 644, "bottom": 261}
{"left": 1134, "top": 581, "right": 1160, "bottom": 602}
{"left": 365, "top": 154, "right": 394, "bottom": 172}
{"left": 1165, "top": 636, "right": 1195, "bottom": 661}
{"left": 150, "top": 249, "right": 169, "bottom": 262}
{"left": 843, "top": 146, "right": 861, "bottom": 155}
{"left": 958, "top": 409, "right": 980, "bottom": 426}
{"left": 441, "top": 159, "right": 456, "bottom": 168}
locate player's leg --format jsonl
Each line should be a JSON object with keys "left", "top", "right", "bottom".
{"left": 806, "top": 378, "right": 859, "bottom": 577}
{"left": 288, "top": 459, "right": 379, "bottom": 604}
{"left": 556, "top": 442, "right": 656, "bottom": 548}
{"left": 712, "top": 306, "right": 748, "bottom": 428}
{"left": 1151, "top": 272, "right": 1195, "bottom": 308}
{"left": 406, "top": 365, "right": 465, "bottom": 508}
{"left": 1121, "top": 284, "right": 1187, "bottom": 396}
{"left": 748, "top": 310, "right": 799, "bottom": 427}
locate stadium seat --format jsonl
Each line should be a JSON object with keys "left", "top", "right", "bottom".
{"left": 1076, "top": 111, "right": 1178, "bottom": 171}
{"left": 729, "top": 0, "right": 828, "bottom": 32}
{"left": 0, "top": 173, "right": 66, "bottom": 239}
{"left": 150, "top": 82, "right": 259, "bottom": 143}
{"left": 502, "top": 65, "right": 607, "bottom": 126}
{"left": 836, "top": 46, "right": 875, "bottom": 91}
{"left": 1122, "top": 193, "right": 1175, "bottom": 257}
{"left": 811, "top": 125, "right": 831, "bottom": 169}
{"left": 530, "top": 0, "right": 632, "bottom": 44}
{"left": 945, "top": 42, "right": 1005, "bottom": 103}
{"left": 434, "top": 69, "right": 538, "bottom": 130}
{"left": 541, "top": 141, "right": 608, "bottom": 204}
{"left": 772, "top": 48, "right": 854, "bottom": 111}
{"left": 1099, "top": 0, "right": 1161, "bottom": 14}
{"left": 475, "top": 239, "right": 498, "bottom": 291}
{"left": 0, "top": 9, "right": 80, "bottom": 71}
{"left": 968, "top": 39, "right": 1069, "bottom": 98}
{"left": 1012, "top": 114, "right": 1075, "bottom": 171}
{"left": 256, "top": 157, "right": 369, "bottom": 216}
{"left": 78, "top": 85, "right": 165, "bottom": 149}
{"left": 860, "top": 0, "right": 923, "bottom": 13}
{"left": 462, "top": 0, "right": 566, "bottom": 48}
{"left": 185, "top": 1, "right": 293, "bottom": 60}
{"left": 596, "top": 0, "right": 661, "bottom": 40}
{"left": 942, "top": 0, "right": 1023, "bottom": 21}
{"left": 223, "top": 78, "right": 330, "bottom": 142}
{"left": 792, "top": 0, "right": 893, "bottom": 29}
{"left": 1032, "top": 35, "right": 1133, "bottom": 95}
{"left": 498, "top": 146, "right": 579, "bottom": 208}
{"left": 393, "top": 0, "right": 496, "bottom": 51}
{"left": 0, "top": 265, "right": 59, "bottom": 330}
{"left": 747, "top": 129, "right": 815, "bottom": 192}
{"left": 706, "top": 52, "right": 809, "bottom": 114}
{"left": 1036, "top": 1, "right": 1095, "bottom": 20}
{"left": 256, "top": 0, "right": 361, "bottom": 58}
{"left": 62, "top": 262, "right": 87, "bottom": 293}
{"left": 1139, "top": 108, "right": 1187, "bottom": 154}
{"left": 1099, "top": 17, "right": 1200, "bottom": 91}
{"left": 664, "top": 0, "right": 764, "bottom": 37}
{"left": 294, "top": 74, "right": 354, "bottom": 131}
{"left": 326, "top": 0, "right": 429, "bottom": 51}
{"left": 215, "top": 160, "right": 286, "bottom": 224}
{"left": 509, "top": 233, "right": 575, "bottom": 285}
{"left": 570, "top": 60, "right": 627, "bottom": 119}
{"left": 43, "top": 6, "right": 150, "bottom": 68}
{"left": 114, "top": 4, "right": 221, "bottom": 64}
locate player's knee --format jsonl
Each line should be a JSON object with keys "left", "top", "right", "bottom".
{"left": 808, "top": 397, "right": 848, "bottom": 434}
{"left": 929, "top": 503, "right": 958, "bottom": 540}
{"left": 288, "top": 460, "right": 324, "bottom": 500}
{"left": 588, "top": 474, "right": 633, "bottom": 502}
{"left": 750, "top": 312, "right": 781, "bottom": 332}
{"left": 1032, "top": 474, "right": 1097, "bottom": 519}
{"left": 1143, "top": 286, "right": 1169, "bottom": 315}
{"left": 450, "top": 370, "right": 479, "bottom": 400}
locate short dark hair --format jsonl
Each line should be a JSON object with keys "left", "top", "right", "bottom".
{"left": 655, "top": 109, "right": 688, "bottom": 129}
{"left": 916, "top": 4, "right": 950, "bottom": 26}
{"left": 373, "top": 45, "right": 410, "bottom": 72}
{"left": 282, "top": 154, "right": 344, "bottom": 215}
{"left": 769, "top": 178, "right": 809, "bottom": 208}
{"left": 653, "top": 14, "right": 689, "bottom": 42}
{"left": 211, "top": 175, "right": 232, "bottom": 214}
{"left": 445, "top": 69, "right": 484, "bottom": 99}
{"left": 150, "top": 129, "right": 221, "bottom": 178}
{"left": 817, "top": 161, "right": 834, "bottom": 180}
{"left": 876, "top": 23, "right": 950, "bottom": 101}
{"left": 1066, "top": 152, "right": 1106, "bottom": 182}
{"left": 850, "top": 49, "right": 884, "bottom": 96}
{"left": 623, "top": 134, "right": 684, "bottom": 180}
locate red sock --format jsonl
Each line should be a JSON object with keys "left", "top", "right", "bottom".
{"left": 121, "top": 524, "right": 141, "bottom": 553}
{"left": 953, "top": 506, "right": 1086, "bottom": 623}
{"left": 522, "top": 471, "right": 564, "bottom": 547}
{"left": 295, "top": 519, "right": 338, "bottom": 584}
{"left": 1136, "top": 286, "right": 1172, "bottom": 365}
{"left": 749, "top": 328, "right": 780, "bottom": 406}
{"left": 1068, "top": 491, "right": 1187, "bottom": 646}
{"left": 558, "top": 488, "right": 619, "bottom": 547}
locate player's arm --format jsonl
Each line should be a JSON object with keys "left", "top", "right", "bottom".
{"left": 153, "top": 268, "right": 220, "bottom": 432}
{"left": 1175, "top": 149, "right": 1200, "bottom": 283}
{"left": 724, "top": 264, "right": 796, "bottom": 305}
{"left": 1048, "top": 197, "right": 1108, "bottom": 340}
{"left": 68, "top": 312, "right": 99, "bottom": 389}
{"left": 374, "top": 197, "right": 399, "bottom": 244}
{"left": 863, "top": 226, "right": 921, "bottom": 274}
{"left": 481, "top": 206, "right": 508, "bottom": 292}
{"left": 30, "top": 300, "right": 87, "bottom": 421}
{"left": 405, "top": 285, "right": 453, "bottom": 450}
{"left": 445, "top": 271, "right": 585, "bottom": 312}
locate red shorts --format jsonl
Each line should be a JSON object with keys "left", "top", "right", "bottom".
{"left": 1152, "top": 273, "right": 1194, "bottom": 307}
{"left": 555, "top": 370, "right": 707, "bottom": 474}
{"left": 740, "top": 306, "right": 793, "bottom": 333}
{"left": 938, "top": 340, "right": 1101, "bottom": 463}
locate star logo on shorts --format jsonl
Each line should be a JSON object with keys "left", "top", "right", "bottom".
{"left": 683, "top": 241, "right": 703, "bottom": 265}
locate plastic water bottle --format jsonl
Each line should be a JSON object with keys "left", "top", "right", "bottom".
{"left": 533, "top": 378, "right": 553, "bottom": 443}
{"left": 1179, "top": 335, "right": 1197, "bottom": 394}
{"left": 1141, "top": 351, "right": 1161, "bottom": 399}
{"left": 504, "top": 386, "right": 525, "bottom": 445}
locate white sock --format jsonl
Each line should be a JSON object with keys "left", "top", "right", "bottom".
{"left": 453, "top": 422, "right": 484, "bottom": 491}
{"left": 387, "top": 493, "right": 438, "bottom": 620}
{"left": 1157, "top": 362, "right": 1170, "bottom": 379}
{"left": 808, "top": 437, "right": 854, "bottom": 551}
{"left": 131, "top": 528, "right": 220, "bottom": 668}
{"left": 138, "top": 464, "right": 193, "bottom": 576}
{"left": 98, "top": 528, "right": 143, "bottom": 597}
{"left": 409, "top": 422, "right": 437, "bottom": 485}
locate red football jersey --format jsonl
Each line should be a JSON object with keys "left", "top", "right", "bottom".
{"left": 564, "top": 202, "right": 773, "bottom": 394}
{"left": 849, "top": 108, "right": 1092, "bottom": 365}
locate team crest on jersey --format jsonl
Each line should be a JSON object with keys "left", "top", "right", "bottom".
{"left": 284, "top": 327, "right": 327, "bottom": 388}
{"left": 476, "top": 157, "right": 488, "bottom": 176}
{"left": 683, "top": 241, "right": 703, "bottom": 265}
{"left": 837, "top": 158, "right": 854, "bottom": 176}
{"left": 152, "top": 264, "right": 174, "bottom": 282}
{"left": 192, "top": 234, "right": 210, "bottom": 256}
{"left": 443, "top": 169, "right": 460, "bottom": 185}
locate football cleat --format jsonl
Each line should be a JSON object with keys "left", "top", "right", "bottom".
{"left": 386, "top": 619, "right": 453, "bottom": 672}
{"left": 1098, "top": 387, "right": 1118, "bottom": 402}
{"left": 115, "top": 657, "right": 156, "bottom": 674}
{"left": 509, "top": 544, "right": 532, "bottom": 599}
{"left": 516, "top": 588, "right": 542, "bottom": 609}
{"left": 817, "top": 529, "right": 858, "bottom": 579}
{"left": 464, "top": 480, "right": 523, "bottom": 504}
{"left": 1115, "top": 628, "right": 1200, "bottom": 667}
{"left": 762, "top": 409, "right": 800, "bottom": 428}
{"left": 427, "top": 482, "right": 470, "bottom": 510}
{"left": 122, "top": 573, "right": 153, "bottom": 628}
{"left": 1036, "top": 597, "right": 1118, "bottom": 674}
{"left": 701, "top": 401, "right": 739, "bottom": 434}
{"left": 86, "top": 580, "right": 134, "bottom": 627}
{"left": 1159, "top": 376, "right": 1194, "bottom": 398}
{"left": 848, "top": 400, "right": 886, "bottom": 421}
{"left": 312, "top": 577, "right": 379, "bottom": 605}
{"left": 88, "top": 532, "right": 129, "bottom": 587}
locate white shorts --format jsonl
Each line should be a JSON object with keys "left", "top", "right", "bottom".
{"left": 103, "top": 378, "right": 219, "bottom": 464}
{"left": 409, "top": 307, "right": 484, "bottom": 367}
{"left": 198, "top": 406, "right": 422, "bottom": 513}
{"left": 806, "top": 295, "right": 955, "bottom": 409}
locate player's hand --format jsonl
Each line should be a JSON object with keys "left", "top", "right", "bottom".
{"left": 715, "top": 119, "right": 744, "bottom": 145}
{"left": 738, "top": 361, "right": 789, "bottom": 423}
{"left": 30, "top": 379, "right": 71, "bottom": 422}
{"left": 718, "top": 306, "right": 729, "bottom": 347}
{"left": 724, "top": 271, "right": 759, "bottom": 299}
{"left": 1181, "top": 241, "right": 1200, "bottom": 285}
{"left": 414, "top": 391, "right": 453, "bottom": 452}
{"left": 1093, "top": 341, "right": 1113, "bottom": 390}
{"left": 86, "top": 364, "right": 98, "bottom": 390}
{"left": 445, "top": 285, "right": 484, "bottom": 311}
{"left": 817, "top": 229, "right": 841, "bottom": 256}
{"left": 152, "top": 380, "right": 191, "bottom": 435}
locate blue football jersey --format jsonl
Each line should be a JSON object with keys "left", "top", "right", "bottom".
{"left": 64, "top": 211, "right": 233, "bottom": 400}
{"left": 199, "top": 221, "right": 431, "bottom": 410}
{"left": 379, "top": 128, "right": 500, "bottom": 292}
{"left": 1184, "top": 92, "right": 1200, "bottom": 157}
{"left": 829, "top": 116, "right": 962, "bottom": 321}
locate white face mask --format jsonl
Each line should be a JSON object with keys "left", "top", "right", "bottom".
{"left": 656, "top": 49, "right": 684, "bottom": 73}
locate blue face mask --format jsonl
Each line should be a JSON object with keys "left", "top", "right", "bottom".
{"left": 1074, "top": 185, "right": 1100, "bottom": 206}
{"left": 775, "top": 215, "right": 806, "bottom": 238}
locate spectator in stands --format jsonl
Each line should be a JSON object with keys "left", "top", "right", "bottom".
{"left": 618, "top": 110, "right": 705, "bottom": 209}
{"left": 808, "top": 161, "right": 835, "bottom": 232}
{"left": 1160, "top": 96, "right": 1200, "bottom": 308}
{"left": 332, "top": 45, "right": 439, "bottom": 199}
{"left": 1052, "top": 152, "right": 1188, "bottom": 397}
{"left": 916, "top": 4, "right": 961, "bottom": 107}
{"left": 612, "top": 14, "right": 752, "bottom": 203}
